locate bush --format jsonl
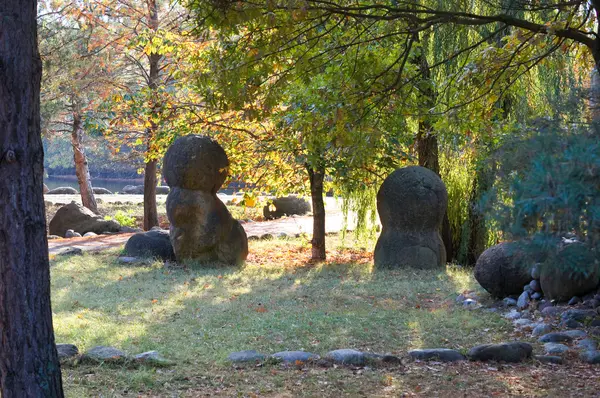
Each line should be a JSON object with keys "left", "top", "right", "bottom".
{"left": 105, "top": 210, "right": 137, "bottom": 228}
{"left": 482, "top": 121, "right": 599, "bottom": 278}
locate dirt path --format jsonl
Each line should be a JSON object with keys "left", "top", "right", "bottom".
{"left": 48, "top": 212, "right": 359, "bottom": 255}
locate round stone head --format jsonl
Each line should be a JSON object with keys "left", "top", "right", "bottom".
{"left": 163, "top": 135, "right": 229, "bottom": 193}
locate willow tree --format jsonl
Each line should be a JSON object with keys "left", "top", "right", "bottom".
{"left": 190, "top": 0, "right": 593, "bottom": 262}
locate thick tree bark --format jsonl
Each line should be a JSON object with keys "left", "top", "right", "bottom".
{"left": 0, "top": 1, "right": 64, "bottom": 396}
{"left": 143, "top": 0, "right": 160, "bottom": 231}
{"left": 71, "top": 110, "right": 98, "bottom": 213}
{"left": 307, "top": 165, "right": 326, "bottom": 261}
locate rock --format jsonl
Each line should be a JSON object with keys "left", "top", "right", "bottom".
{"left": 164, "top": 135, "right": 229, "bottom": 192}
{"left": 541, "top": 306, "right": 566, "bottom": 318}
{"left": 46, "top": 186, "right": 78, "bottom": 195}
{"left": 532, "top": 323, "right": 552, "bottom": 337}
{"left": 47, "top": 235, "right": 61, "bottom": 240}
{"left": 49, "top": 202, "right": 121, "bottom": 237}
{"left": 134, "top": 351, "right": 174, "bottom": 366}
{"left": 593, "top": 320, "right": 600, "bottom": 327}
{"left": 463, "top": 299, "right": 478, "bottom": 308}
{"left": 534, "top": 355, "right": 563, "bottom": 364}
{"left": 248, "top": 235, "right": 260, "bottom": 241}
{"left": 260, "top": 233, "right": 274, "bottom": 240}
{"left": 164, "top": 136, "right": 248, "bottom": 265}
{"left": 118, "top": 256, "right": 141, "bottom": 264}
{"left": 585, "top": 299, "right": 600, "bottom": 309}
{"left": 227, "top": 350, "right": 266, "bottom": 363}
{"left": 561, "top": 319, "right": 584, "bottom": 329}
{"left": 277, "top": 232, "right": 288, "bottom": 239}
{"left": 513, "top": 319, "right": 534, "bottom": 329}
{"left": 503, "top": 298, "right": 518, "bottom": 307}
{"left": 53, "top": 247, "right": 83, "bottom": 257}
{"left": 374, "top": 166, "right": 447, "bottom": 269}
{"left": 56, "top": 343, "right": 79, "bottom": 360}
{"left": 576, "top": 339, "right": 598, "bottom": 351}
{"left": 539, "top": 333, "right": 573, "bottom": 343}
{"left": 119, "top": 226, "right": 142, "bottom": 233}
{"left": 325, "top": 349, "right": 366, "bottom": 366}
{"left": 124, "top": 229, "right": 175, "bottom": 261}
{"left": 83, "top": 232, "right": 97, "bottom": 237}
{"left": 263, "top": 196, "right": 311, "bottom": 220}
{"left": 156, "top": 186, "right": 170, "bottom": 195}
{"left": 531, "top": 264, "right": 541, "bottom": 280}
{"left": 530, "top": 280, "right": 542, "bottom": 292}
{"left": 93, "top": 187, "right": 113, "bottom": 195}
{"left": 43, "top": 183, "right": 50, "bottom": 193}
{"left": 531, "top": 292, "right": 543, "bottom": 300}
{"left": 563, "top": 330, "right": 587, "bottom": 339}
{"left": 122, "top": 185, "right": 144, "bottom": 194}
{"left": 544, "top": 343, "right": 570, "bottom": 355}
{"left": 524, "top": 285, "right": 533, "bottom": 294}
{"left": 271, "top": 351, "right": 319, "bottom": 363}
{"left": 539, "top": 244, "right": 600, "bottom": 301}
{"left": 64, "top": 229, "right": 81, "bottom": 238}
{"left": 408, "top": 348, "right": 465, "bottom": 362}
{"left": 474, "top": 242, "right": 532, "bottom": 297}
{"left": 517, "top": 291, "right": 531, "bottom": 310}
{"left": 84, "top": 346, "right": 128, "bottom": 363}
{"left": 504, "top": 310, "right": 521, "bottom": 320}
{"left": 456, "top": 294, "right": 467, "bottom": 304}
{"left": 467, "top": 342, "right": 532, "bottom": 363}
{"left": 561, "top": 309, "right": 598, "bottom": 323}
{"left": 580, "top": 350, "right": 600, "bottom": 364}
{"left": 591, "top": 327, "right": 600, "bottom": 337}
{"left": 568, "top": 296, "right": 582, "bottom": 306}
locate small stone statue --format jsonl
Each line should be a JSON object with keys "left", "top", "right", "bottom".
{"left": 374, "top": 166, "right": 447, "bottom": 269}
{"left": 164, "top": 135, "right": 248, "bottom": 265}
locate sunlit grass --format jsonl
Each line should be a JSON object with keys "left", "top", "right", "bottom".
{"left": 51, "top": 235, "right": 516, "bottom": 397}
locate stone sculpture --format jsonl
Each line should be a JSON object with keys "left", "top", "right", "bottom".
{"left": 164, "top": 135, "right": 248, "bottom": 265}
{"left": 374, "top": 166, "right": 447, "bottom": 269}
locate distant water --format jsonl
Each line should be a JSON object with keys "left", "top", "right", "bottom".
{"left": 44, "top": 176, "right": 141, "bottom": 193}
{"left": 45, "top": 176, "right": 238, "bottom": 195}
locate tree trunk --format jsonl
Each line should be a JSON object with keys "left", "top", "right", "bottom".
{"left": 143, "top": 158, "right": 159, "bottom": 230}
{"left": 0, "top": 1, "right": 65, "bottom": 396}
{"left": 415, "top": 33, "right": 454, "bottom": 262}
{"left": 307, "top": 165, "right": 326, "bottom": 261}
{"left": 463, "top": 163, "right": 496, "bottom": 265}
{"left": 143, "top": 0, "right": 160, "bottom": 231}
{"left": 71, "top": 110, "right": 98, "bottom": 213}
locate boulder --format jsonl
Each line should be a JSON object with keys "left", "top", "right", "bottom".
{"left": 538, "top": 333, "right": 573, "bottom": 343}
{"left": 46, "top": 186, "right": 78, "bottom": 195}
{"left": 474, "top": 242, "right": 532, "bottom": 297}
{"left": 93, "top": 187, "right": 113, "bottom": 195}
{"left": 271, "top": 351, "right": 319, "bottom": 363}
{"left": 124, "top": 229, "right": 175, "bottom": 261}
{"left": 43, "top": 183, "right": 49, "bottom": 193}
{"left": 121, "top": 185, "right": 144, "bottom": 194}
{"left": 325, "top": 349, "right": 366, "bottom": 366}
{"left": 49, "top": 202, "right": 121, "bottom": 237}
{"left": 374, "top": 166, "right": 447, "bottom": 269}
{"left": 263, "top": 196, "right": 311, "bottom": 220}
{"left": 164, "top": 135, "right": 248, "bottom": 265}
{"left": 539, "top": 244, "right": 600, "bottom": 301}
{"left": 83, "top": 346, "right": 128, "bottom": 363}
{"left": 467, "top": 342, "right": 532, "bottom": 363}
{"left": 156, "top": 186, "right": 170, "bottom": 195}
{"left": 544, "top": 343, "right": 569, "bottom": 355}
{"left": 227, "top": 350, "right": 266, "bottom": 363}
{"left": 163, "top": 135, "right": 229, "bottom": 192}
{"left": 580, "top": 350, "right": 600, "bottom": 364}
{"left": 534, "top": 355, "right": 563, "bottom": 364}
{"left": 56, "top": 344, "right": 79, "bottom": 360}
{"left": 408, "top": 348, "right": 465, "bottom": 362}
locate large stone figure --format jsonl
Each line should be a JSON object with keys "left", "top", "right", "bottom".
{"left": 164, "top": 135, "right": 248, "bottom": 265}
{"left": 374, "top": 166, "right": 447, "bottom": 269}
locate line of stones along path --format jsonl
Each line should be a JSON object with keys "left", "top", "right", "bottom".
{"left": 48, "top": 211, "right": 355, "bottom": 255}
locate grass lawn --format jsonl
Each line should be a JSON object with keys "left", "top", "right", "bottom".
{"left": 51, "top": 235, "right": 599, "bottom": 397}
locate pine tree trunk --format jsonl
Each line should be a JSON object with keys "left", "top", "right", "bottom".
{"left": 71, "top": 111, "right": 98, "bottom": 213}
{"left": 307, "top": 165, "right": 326, "bottom": 261}
{"left": 144, "top": 159, "right": 159, "bottom": 230}
{"left": 0, "top": 1, "right": 64, "bottom": 396}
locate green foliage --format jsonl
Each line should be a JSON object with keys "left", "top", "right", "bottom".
{"left": 105, "top": 210, "right": 137, "bottom": 228}
{"left": 483, "top": 120, "right": 600, "bottom": 276}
